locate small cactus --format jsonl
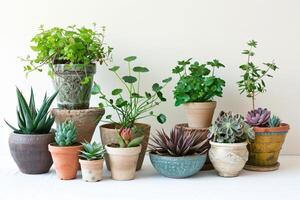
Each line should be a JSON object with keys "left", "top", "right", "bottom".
{"left": 268, "top": 115, "right": 281, "bottom": 127}
{"left": 55, "top": 120, "right": 77, "bottom": 146}
{"left": 246, "top": 108, "right": 271, "bottom": 127}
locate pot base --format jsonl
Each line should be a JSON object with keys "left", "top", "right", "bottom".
{"left": 218, "top": 172, "right": 239, "bottom": 177}
{"left": 244, "top": 162, "right": 280, "bottom": 172}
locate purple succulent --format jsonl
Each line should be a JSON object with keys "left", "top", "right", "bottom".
{"left": 246, "top": 108, "right": 271, "bottom": 127}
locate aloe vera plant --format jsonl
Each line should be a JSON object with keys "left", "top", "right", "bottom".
{"left": 5, "top": 88, "right": 58, "bottom": 134}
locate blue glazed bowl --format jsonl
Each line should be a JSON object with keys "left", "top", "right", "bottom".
{"left": 149, "top": 153, "right": 207, "bottom": 178}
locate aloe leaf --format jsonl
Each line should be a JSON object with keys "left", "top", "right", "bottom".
{"left": 115, "top": 132, "right": 126, "bottom": 148}
{"left": 4, "top": 120, "right": 19, "bottom": 132}
{"left": 16, "top": 87, "right": 34, "bottom": 132}
{"left": 29, "top": 87, "right": 37, "bottom": 118}
{"left": 128, "top": 135, "right": 144, "bottom": 147}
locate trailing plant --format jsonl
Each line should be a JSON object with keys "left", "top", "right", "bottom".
{"left": 268, "top": 115, "right": 281, "bottom": 128}
{"left": 172, "top": 58, "right": 226, "bottom": 106}
{"left": 5, "top": 87, "right": 58, "bottom": 134}
{"left": 92, "top": 56, "right": 172, "bottom": 128}
{"left": 80, "top": 141, "right": 106, "bottom": 160}
{"left": 149, "top": 128, "right": 208, "bottom": 156}
{"left": 209, "top": 111, "right": 255, "bottom": 143}
{"left": 55, "top": 120, "right": 77, "bottom": 146}
{"left": 114, "top": 128, "right": 144, "bottom": 148}
{"left": 245, "top": 108, "right": 282, "bottom": 128}
{"left": 237, "top": 40, "right": 278, "bottom": 110}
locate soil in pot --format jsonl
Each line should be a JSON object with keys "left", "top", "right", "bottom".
{"left": 9, "top": 130, "right": 55, "bottom": 174}
{"left": 100, "top": 123, "right": 150, "bottom": 171}
{"left": 79, "top": 159, "right": 104, "bottom": 182}
{"left": 48, "top": 143, "right": 82, "bottom": 180}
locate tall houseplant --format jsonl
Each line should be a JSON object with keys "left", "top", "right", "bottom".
{"left": 172, "top": 58, "right": 226, "bottom": 128}
{"left": 93, "top": 56, "right": 171, "bottom": 170}
{"left": 238, "top": 40, "right": 289, "bottom": 171}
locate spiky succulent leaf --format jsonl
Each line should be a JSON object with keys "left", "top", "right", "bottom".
{"left": 268, "top": 115, "right": 281, "bottom": 127}
{"left": 128, "top": 135, "right": 144, "bottom": 147}
{"left": 80, "top": 141, "right": 106, "bottom": 160}
{"left": 55, "top": 120, "right": 77, "bottom": 146}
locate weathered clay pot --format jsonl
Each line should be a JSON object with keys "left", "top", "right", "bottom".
{"left": 183, "top": 102, "right": 216, "bottom": 128}
{"left": 174, "top": 123, "right": 213, "bottom": 170}
{"left": 48, "top": 143, "right": 82, "bottom": 180}
{"left": 100, "top": 123, "right": 150, "bottom": 171}
{"left": 106, "top": 145, "right": 141, "bottom": 181}
{"left": 8, "top": 131, "right": 55, "bottom": 174}
{"left": 52, "top": 64, "right": 96, "bottom": 109}
{"left": 244, "top": 123, "right": 289, "bottom": 171}
{"left": 209, "top": 141, "right": 248, "bottom": 177}
{"left": 52, "top": 108, "right": 104, "bottom": 142}
{"left": 79, "top": 159, "right": 104, "bottom": 182}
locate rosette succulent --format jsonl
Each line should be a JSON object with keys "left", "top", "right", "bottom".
{"left": 55, "top": 120, "right": 77, "bottom": 146}
{"left": 246, "top": 108, "right": 271, "bottom": 127}
{"left": 80, "top": 142, "right": 106, "bottom": 160}
{"left": 268, "top": 115, "right": 281, "bottom": 127}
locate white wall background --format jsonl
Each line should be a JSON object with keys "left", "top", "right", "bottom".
{"left": 0, "top": 0, "right": 299, "bottom": 156}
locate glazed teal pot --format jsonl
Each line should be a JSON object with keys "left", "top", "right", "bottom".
{"left": 149, "top": 153, "right": 207, "bottom": 178}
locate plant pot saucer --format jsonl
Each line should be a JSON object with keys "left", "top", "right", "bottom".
{"left": 244, "top": 162, "right": 280, "bottom": 172}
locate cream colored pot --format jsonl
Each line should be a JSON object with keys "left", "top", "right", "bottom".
{"left": 79, "top": 159, "right": 104, "bottom": 182}
{"left": 106, "top": 145, "right": 141, "bottom": 181}
{"left": 209, "top": 141, "right": 248, "bottom": 177}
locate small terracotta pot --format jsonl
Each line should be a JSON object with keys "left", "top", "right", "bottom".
{"left": 209, "top": 141, "right": 248, "bottom": 177}
{"left": 48, "top": 143, "right": 82, "bottom": 180}
{"left": 52, "top": 108, "right": 105, "bottom": 142}
{"left": 79, "top": 159, "right": 104, "bottom": 182}
{"left": 9, "top": 131, "right": 55, "bottom": 174}
{"left": 100, "top": 123, "right": 150, "bottom": 171}
{"left": 183, "top": 102, "right": 216, "bottom": 128}
{"left": 106, "top": 145, "right": 141, "bottom": 181}
{"left": 245, "top": 123, "right": 289, "bottom": 171}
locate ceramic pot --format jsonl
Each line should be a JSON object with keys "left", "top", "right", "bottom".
{"left": 106, "top": 145, "right": 141, "bottom": 181}
{"left": 8, "top": 130, "right": 55, "bottom": 174}
{"left": 48, "top": 143, "right": 82, "bottom": 180}
{"left": 79, "top": 159, "right": 104, "bottom": 182}
{"left": 183, "top": 102, "right": 216, "bottom": 128}
{"left": 209, "top": 141, "right": 248, "bottom": 177}
{"left": 149, "top": 153, "right": 207, "bottom": 178}
{"left": 174, "top": 123, "right": 213, "bottom": 170}
{"left": 52, "top": 64, "right": 96, "bottom": 109}
{"left": 245, "top": 123, "right": 289, "bottom": 171}
{"left": 100, "top": 123, "right": 150, "bottom": 171}
{"left": 52, "top": 108, "right": 104, "bottom": 142}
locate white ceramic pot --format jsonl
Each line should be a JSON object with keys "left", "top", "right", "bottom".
{"left": 209, "top": 141, "right": 248, "bottom": 177}
{"left": 79, "top": 159, "right": 104, "bottom": 182}
{"left": 106, "top": 145, "right": 141, "bottom": 181}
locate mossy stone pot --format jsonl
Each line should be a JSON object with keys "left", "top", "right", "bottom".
{"left": 149, "top": 153, "right": 207, "bottom": 178}
{"left": 52, "top": 64, "right": 96, "bottom": 109}
{"left": 245, "top": 123, "right": 289, "bottom": 171}
{"left": 8, "top": 130, "right": 55, "bottom": 174}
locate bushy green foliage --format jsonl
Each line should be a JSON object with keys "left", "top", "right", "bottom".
{"left": 80, "top": 142, "right": 106, "bottom": 160}
{"left": 172, "top": 58, "right": 225, "bottom": 106}
{"left": 55, "top": 121, "right": 77, "bottom": 146}
{"left": 5, "top": 88, "right": 57, "bottom": 134}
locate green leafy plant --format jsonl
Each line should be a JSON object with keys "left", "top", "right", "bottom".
{"left": 55, "top": 120, "right": 77, "bottom": 146}
{"left": 237, "top": 40, "right": 278, "bottom": 110}
{"left": 5, "top": 88, "right": 58, "bottom": 134}
{"left": 80, "top": 141, "right": 106, "bottom": 160}
{"left": 22, "top": 24, "right": 113, "bottom": 78}
{"left": 268, "top": 115, "right": 281, "bottom": 127}
{"left": 172, "top": 58, "right": 226, "bottom": 106}
{"left": 209, "top": 111, "right": 255, "bottom": 143}
{"left": 114, "top": 128, "right": 144, "bottom": 148}
{"left": 92, "top": 56, "right": 172, "bottom": 128}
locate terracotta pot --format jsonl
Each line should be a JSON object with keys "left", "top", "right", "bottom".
{"left": 52, "top": 64, "right": 96, "bottom": 109}
{"left": 79, "top": 159, "right": 104, "bottom": 182}
{"left": 106, "top": 145, "right": 141, "bottom": 181}
{"left": 209, "top": 141, "right": 248, "bottom": 177}
{"left": 52, "top": 108, "right": 104, "bottom": 142}
{"left": 183, "top": 102, "right": 216, "bottom": 128}
{"left": 48, "top": 143, "right": 82, "bottom": 180}
{"left": 174, "top": 123, "right": 213, "bottom": 170}
{"left": 245, "top": 123, "right": 289, "bottom": 171}
{"left": 8, "top": 131, "right": 55, "bottom": 174}
{"left": 100, "top": 123, "right": 150, "bottom": 171}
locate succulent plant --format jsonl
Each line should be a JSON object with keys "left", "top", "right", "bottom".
{"left": 55, "top": 120, "right": 77, "bottom": 146}
{"left": 5, "top": 87, "right": 58, "bottom": 134}
{"left": 80, "top": 141, "right": 106, "bottom": 160}
{"left": 268, "top": 115, "right": 281, "bottom": 127}
{"left": 114, "top": 127, "right": 144, "bottom": 148}
{"left": 246, "top": 108, "right": 271, "bottom": 127}
{"left": 149, "top": 128, "right": 208, "bottom": 156}
{"left": 209, "top": 111, "right": 255, "bottom": 143}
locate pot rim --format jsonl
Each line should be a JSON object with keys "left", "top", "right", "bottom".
{"left": 209, "top": 141, "right": 248, "bottom": 147}
{"left": 184, "top": 101, "right": 216, "bottom": 105}
{"left": 174, "top": 123, "right": 209, "bottom": 131}
{"left": 48, "top": 143, "right": 82, "bottom": 151}
{"left": 51, "top": 107, "right": 104, "bottom": 113}
{"left": 79, "top": 159, "right": 104, "bottom": 164}
{"left": 100, "top": 122, "right": 151, "bottom": 129}
{"left": 11, "top": 129, "right": 56, "bottom": 137}
{"left": 105, "top": 144, "right": 142, "bottom": 155}
{"left": 253, "top": 123, "right": 290, "bottom": 133}
{"left": 149, "top": 152, "right": 207, "bottom": 159}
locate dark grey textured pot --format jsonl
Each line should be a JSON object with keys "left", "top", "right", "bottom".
{"left": 8, "top": 130, "right": 55, "bottom": 174}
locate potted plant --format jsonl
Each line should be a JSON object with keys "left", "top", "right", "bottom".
{"left": 105, "top": 129, "right": 144, "bottom": 180}
{"left": 172, "top": 58, "right": 226, "bottom": 128}
{"left": 5, "top": 88, "right": 57, "bottom": 174}
{"left": 237, "top": 40, "right": 289, "bottom": 171}
{"left": 208, "top": 111, "right": 255, "bottom": 177}
{"left": 92, "top": 56, "right": 172, "bottom": 170}
{"left": 48, "top": 120, "right": 82, "bottom": 180}
{"left": 149, "top": 128, "right": 208, "bottom": 178}
{"left": 22, "top": 24, "right": 113, "bottom": 109}
{"left": 79, "top": 141, "right": 106, "bottom": 182}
